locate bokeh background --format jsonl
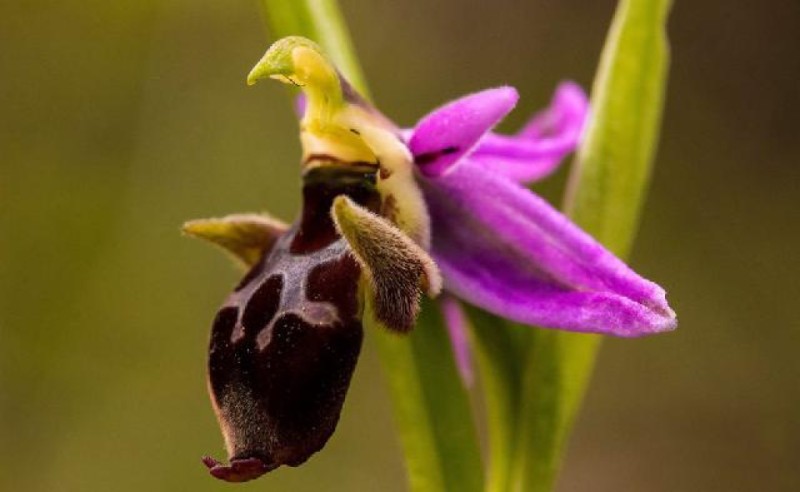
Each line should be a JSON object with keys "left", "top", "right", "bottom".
{"left": 2, "top": 0, "right": 798, "bottom": 491}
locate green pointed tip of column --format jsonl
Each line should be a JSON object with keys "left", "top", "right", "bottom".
{"left": 246, "top": 37, "right": 342, "bottom": 105}
{"left": 247, "top": 36, "right": 316, "bottom": 85}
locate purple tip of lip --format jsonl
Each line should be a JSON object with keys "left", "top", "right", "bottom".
{"left": 202, "top": 455, "right": 273, "bottom": 482}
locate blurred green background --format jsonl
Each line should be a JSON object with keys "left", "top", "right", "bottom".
{"left": 2, "top": 1, "right": 798, "bottom": 491}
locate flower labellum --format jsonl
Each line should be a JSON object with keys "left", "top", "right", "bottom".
{"left": 185, "top": 35, "right": 676, "bottom": 482}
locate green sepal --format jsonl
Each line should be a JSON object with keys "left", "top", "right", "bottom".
{"left": 182, "top": 213, "right": 287, "bottom": 268}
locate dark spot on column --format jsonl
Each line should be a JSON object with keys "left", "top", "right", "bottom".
{"left": 414, "top": 146, "right": 460, "bottom": 166}
{"left": 292, "top": 166, "right": 381, "bottom": 254}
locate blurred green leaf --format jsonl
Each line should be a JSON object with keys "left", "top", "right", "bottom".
{"left": 259, "top": 2, "right": 483, "bottom": 491}
{"left": 511, "top": 0, "right": 673, "bottom": 491}
{"left": 467, "top": 308, "right": 528, "bottom": 492}
{"left": 511, "top": 331, "right": 601, "bottom": 492}
{"left": 565, "top": 0, "right": 672, "bottom": 255}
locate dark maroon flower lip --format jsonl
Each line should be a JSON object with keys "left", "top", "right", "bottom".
{"left": 202, "top": 456, "right": 275, "bottom": 482}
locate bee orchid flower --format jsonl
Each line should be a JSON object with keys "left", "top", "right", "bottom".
{"left": 184, "top": 36, "right": 676, "bottom": 483}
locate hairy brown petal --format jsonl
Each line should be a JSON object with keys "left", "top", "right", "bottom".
{"left": 331, "top": 195, "right": 441, "bottom": 332}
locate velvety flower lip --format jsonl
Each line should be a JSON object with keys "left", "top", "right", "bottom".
{"left": 406, "top": 84, "right": 677, "bottom": 337}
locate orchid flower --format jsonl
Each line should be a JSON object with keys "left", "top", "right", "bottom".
{"left": 184, "top": 36, "right": 676, "bottom": 483}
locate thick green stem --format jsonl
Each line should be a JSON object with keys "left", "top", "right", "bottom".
{"left": 259, "top": 2, "right": 483, "bottom": 491}
{"left": 467, "top": 309, "right": 529, "bottom": 492}
{"left": 374, "top": 302, "right": 484, "bottom": 492}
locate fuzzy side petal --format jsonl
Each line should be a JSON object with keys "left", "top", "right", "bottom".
{"left": 471, "top": 82, "right": 589, "bottom": 183}
{"left": 408, "top": 87, "right": 519, "bottom": 178}
{"left": 332, "top": 196, "right": 442, "bottom": 333}
{"left": 421, "top": 160, "right": 676, "bottom": 337}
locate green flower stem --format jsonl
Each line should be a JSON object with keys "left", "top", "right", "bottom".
{"left": 375, "top": 301, "right": 484, "bottom": 492}
{"left": 510, "top": 332, "right": 601, "bottom": 492}
{"left": 467, "top": 309, "right": 529, "bottom": 492}
{"left": 259, "top": 2, "right": 483, "bottom": 491}
{"left": 512, "top": 0, "right": 673, "bottom": 491}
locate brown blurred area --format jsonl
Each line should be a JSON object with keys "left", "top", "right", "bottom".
{"left": 1, "top": 1, "right": 798, "bottom": 491}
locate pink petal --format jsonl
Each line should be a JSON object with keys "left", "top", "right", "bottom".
{"left": 408, "top": 87, "right": 519, "bottom": 177}
{"left": 471, "top": 81, "right": 589, "bottom": 183}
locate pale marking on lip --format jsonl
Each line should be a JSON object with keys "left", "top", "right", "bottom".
{"left": 236, "top": 241, "right": 347, "bottom": 352}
